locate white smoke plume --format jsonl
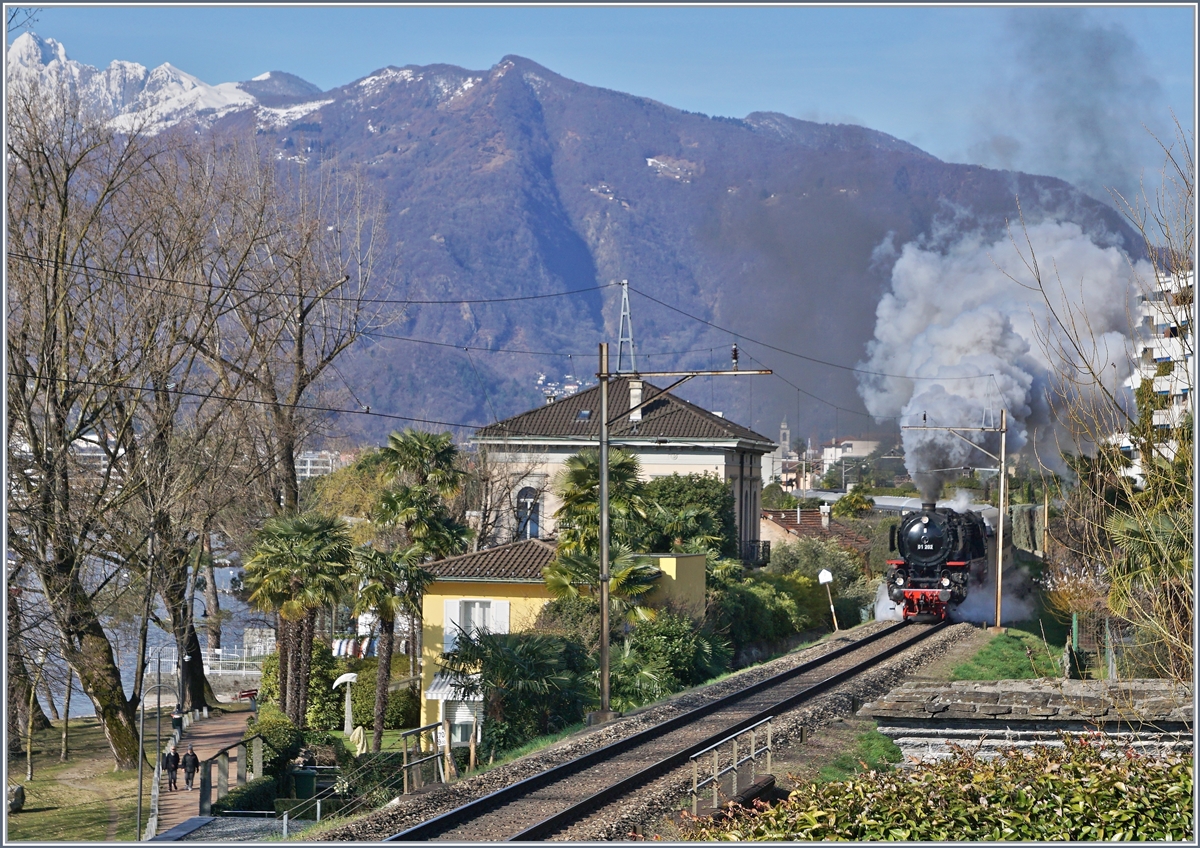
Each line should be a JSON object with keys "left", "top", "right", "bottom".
{"left": 858, "top": 219, "right": 1146, "bottom": 500}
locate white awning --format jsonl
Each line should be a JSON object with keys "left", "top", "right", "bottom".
{"left": 424, "top": 672, "right": 481, "bottom": 701}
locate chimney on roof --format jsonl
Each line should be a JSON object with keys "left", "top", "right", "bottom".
{"left": 629, "top": 379, "right": 643, "bottom": 422}
{"left": 820, "top": 502, "right": 831, "bottom": 529}
{"left": 544, "top": 391, "right": 556, "bottom": 405}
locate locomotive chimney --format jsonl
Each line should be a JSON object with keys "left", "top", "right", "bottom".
{"left": 921, "top": 502, "right": 936, "bottom": 511}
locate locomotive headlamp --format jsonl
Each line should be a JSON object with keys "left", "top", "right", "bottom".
{"left": 941, "top": 575, "right": 951, "bottom": 588}
{"left": 921, "top": 516, "right": 929, "bottom": 524}
{"left": 894, "top": 571, "right": 906, "bottom": 586}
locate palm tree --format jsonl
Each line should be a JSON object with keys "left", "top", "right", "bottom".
{"left": 244, "top": 514, "right": 353, "bottom": 727}
{"left": 381, "top": 429, "right": 464, "bottom": 497}
{"left": 543, "top": 544, "right": 662, "bottom": 624}
{"left": 439, "top": 629, "right": 584, "bottom": 756}
{"left": 376, "top": 484, "right": 470, "bottom": 558}
{"left": 648, "top": 502, "right": 723, "bottom": 553}
{"left": 351, "top": 545, "right": 432, "bottom": 752}
{"left": 552, "top": 448, "right": 647, "bottom": 554}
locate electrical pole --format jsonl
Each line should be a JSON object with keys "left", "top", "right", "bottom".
{"left": 902, "top": 408, "right": 1008, "bottom": 632}
{"left": 589, "top": 343, "right": 769, "bottom": 724}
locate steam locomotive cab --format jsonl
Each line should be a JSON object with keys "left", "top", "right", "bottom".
{"left": 886, "top": 503, "right": 988, "bottom": 622}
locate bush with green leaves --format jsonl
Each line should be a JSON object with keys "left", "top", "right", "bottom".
{"left": 643, "top": 473, "right": 738, "bottom": 557}
{"left": 244, "top": 704, "right": 303, "bottom": 777}
{"left": 304, "top": 639, "right": 345, "bottom": 730}
{"left": 685, "top": 736, "right": 1193, "bottom": 841}
{"left": 628, "top": 609, "right": 731, "bottom": 689}
{"left": 706, "top": 575, "right": 808, "bottom": 653}
{"left": 210, "top": 775, "right": 278, "bottom": 814}
{"left": 257, "top": 639, "right": 347, "bottom": 730}
{"left": 349, "top": 655, "right": 419, "bottom": 730}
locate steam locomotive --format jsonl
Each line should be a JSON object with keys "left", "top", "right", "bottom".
{"left": 886, "top": 503, "right": 989, "bottom": 622}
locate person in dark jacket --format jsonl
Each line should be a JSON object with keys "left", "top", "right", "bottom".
{"left": 163, "top": 747, "right": 180, "bottom": 791}
{"left": 181, "top": 745, "right": 200, "bottom": 791}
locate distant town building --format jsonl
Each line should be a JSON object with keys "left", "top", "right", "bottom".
{"left": 1119, "top": 267, "right": 1194, "bottom": 478}
{"left": 294, "top": 449, "right": 352, "bottom": 481}
{"left": 821, "top": 438, "right": 880, "bottom": 470}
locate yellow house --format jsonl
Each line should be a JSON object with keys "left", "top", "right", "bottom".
{"left": 420, "top": 539, "right": 707, "bottom": 739}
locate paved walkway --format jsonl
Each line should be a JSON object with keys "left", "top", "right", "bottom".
{"left": 154, "top": 706, "right": 253, "bottom": 835}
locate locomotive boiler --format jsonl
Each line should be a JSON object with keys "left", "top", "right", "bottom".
{"left": 886, "top": 503, "right": 988, "bottom": 622}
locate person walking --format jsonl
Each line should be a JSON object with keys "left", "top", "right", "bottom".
{"left": 181, "top": 745, "right": 200, "bottom": 791}
{"left": 163, "top": 746, "right": 180, "bottom": 791}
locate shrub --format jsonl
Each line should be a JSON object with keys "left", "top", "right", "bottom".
{"left": 628, "top": 609, "right": 731, "bottom": 689}
{"left": 244, "top": 704, "right": 303, "bottom": 777}
{"left": 349, "top": 655, "right": 418, "bottom": 730}
{"left": 256, "top": 640, "right": 345, "bottom": 730}
{"left": 304, "top": 640, "right": 344, "bottom": 731}
{"left": 211, "top": 775, "right": 278, "bottom": 814}
{"left": 643, "top": 473, "right": 738, "bottom": 557}
{"left": 706, "top": 576, "right": 807, "bottom": 653}
{"left": 685, "top": 736, "right": 1194, "bottom": 841}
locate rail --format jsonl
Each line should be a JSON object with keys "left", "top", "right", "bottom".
{"left": 689, "top": 715, "right": 773, "bottom": 816}
{"left": 152, "top": 646, "right": 264, "bottom": 676}
{"left": 387, "top": 620, "right": 942, "bottom": 841}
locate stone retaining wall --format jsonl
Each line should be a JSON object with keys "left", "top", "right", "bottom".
{"left": 859, "top": 678, "right": 1192, "bottom": 763}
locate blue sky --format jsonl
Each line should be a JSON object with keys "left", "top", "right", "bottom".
{"left": 10, "top": 4, "right": 1197, "bottom": 204}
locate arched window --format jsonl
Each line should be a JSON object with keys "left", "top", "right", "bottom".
{"left": 515, "top": 487, "right": 540, "bottom": 540}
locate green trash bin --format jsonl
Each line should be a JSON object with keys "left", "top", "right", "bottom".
{"left": 293, "top": 769, "right": 317, "bottom": 800}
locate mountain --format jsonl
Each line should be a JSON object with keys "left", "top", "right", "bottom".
{"left": 7, "top": 35, "right": 1142, "bottom": 446}
{"left": 5, "top": 33, "right": 326, "bottom": 132}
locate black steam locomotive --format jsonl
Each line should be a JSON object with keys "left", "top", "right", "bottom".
{"left": 886, "top": 503, "right": 989, "bottom": 622}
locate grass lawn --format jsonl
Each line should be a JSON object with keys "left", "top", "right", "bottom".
{"left": 5, "top": 716, "right": 148, "bottom": 841}
{"left": 816, "top": 728, "right": 904, "bottom": 782}
{"left": 950, "top": 617, "right": 1069, "bottom": 680}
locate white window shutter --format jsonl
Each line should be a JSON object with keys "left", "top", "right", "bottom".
{"left": 491, "top": 601, "right": 510, "bottom": 634}
{"left": 444, "top": 599, "right": 461, "bottom": 652}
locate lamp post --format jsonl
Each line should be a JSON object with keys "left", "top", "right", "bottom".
{"left": 136, "top": 680, "right": 177, "bottom": 841}
{"left": 26, "top": 648, "right": 49, "bottom": 781}
{"left": 588, "top": 343, "right": 770, "bottom": 725}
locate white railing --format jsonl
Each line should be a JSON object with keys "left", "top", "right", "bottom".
{"left": 153, "top": 646, "right": 264, "bottom": 676}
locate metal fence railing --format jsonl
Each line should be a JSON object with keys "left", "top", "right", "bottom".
{"left": 689, "top": 716, "right": 774, "bottom": 816}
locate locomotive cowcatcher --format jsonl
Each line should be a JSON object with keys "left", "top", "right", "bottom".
{"left": 886, "top": 503, "right": 988, "bottom": 622}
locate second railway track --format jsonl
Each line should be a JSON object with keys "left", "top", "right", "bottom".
{"left": 388, "top": 619, "right": 944, "bottom": 842}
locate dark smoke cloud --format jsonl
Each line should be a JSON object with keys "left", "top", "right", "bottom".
{"left": 968, "top": 9, "right": 1175, "bottom": 208}
{"left": 857, "top": 220, "right": 1147, "bottom": 498}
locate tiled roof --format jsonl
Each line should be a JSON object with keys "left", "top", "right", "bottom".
{"left": 427, "top": 538, "right": 556, "bottom": 582}
{"left": 475, "top": 377, "right": 774, "bottom": 448}
{"left": 762, "top": 508, "right": 872, "bottom": 552}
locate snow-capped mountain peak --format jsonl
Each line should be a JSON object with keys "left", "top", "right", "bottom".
{"left": 6, "top": 32, "right": 323, "bottom": 134}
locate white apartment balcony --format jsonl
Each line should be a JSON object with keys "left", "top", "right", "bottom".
{"left": 1148, "top": 336, "right": 1190, "bottom": 363}
{"left": 1152, "top": 373, "right": 1192, "bottom": 396}
{"left": 1152, "top": 405, "right": 1188, "bottom": 429}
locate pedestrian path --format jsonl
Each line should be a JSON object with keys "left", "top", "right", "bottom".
{"left": 153, "top": 705, "right": 253, "bottom": 835}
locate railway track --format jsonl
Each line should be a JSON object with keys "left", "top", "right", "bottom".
{"left": 388, "top": 619, "right": 944, "bottom": 842}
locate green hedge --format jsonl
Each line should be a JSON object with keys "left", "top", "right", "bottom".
{"left": 686, "top": 736, "right": 1193, "bottom": 841}
{"left": 349, "top": 657, "right": 419, "bottom": 730}
{"left": 211, "top": 775, "right": 278, "bottom": 814}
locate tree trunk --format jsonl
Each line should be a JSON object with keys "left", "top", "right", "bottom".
{"left": 373, "top": 616, "right": 395, "bottom": 754}
{"left": 33, "top": 563, "right": 141, "bottom": 769}
{"left": 295, "top": 611, "right": 316, "bottom": 728}
{"left": 277, "top": 615, "right": 291, "bottom": 718}
{"left": 61, "top": 666, "right": 73, "bottom": 761}
{"left": 204, "top": 541, "right": 222, "bottom": 652}
{"left": 160, "top": 556, "right": 211, "bottom": 712}
{"left": 7, "top": 594, "right": 52, "bottom": 748}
